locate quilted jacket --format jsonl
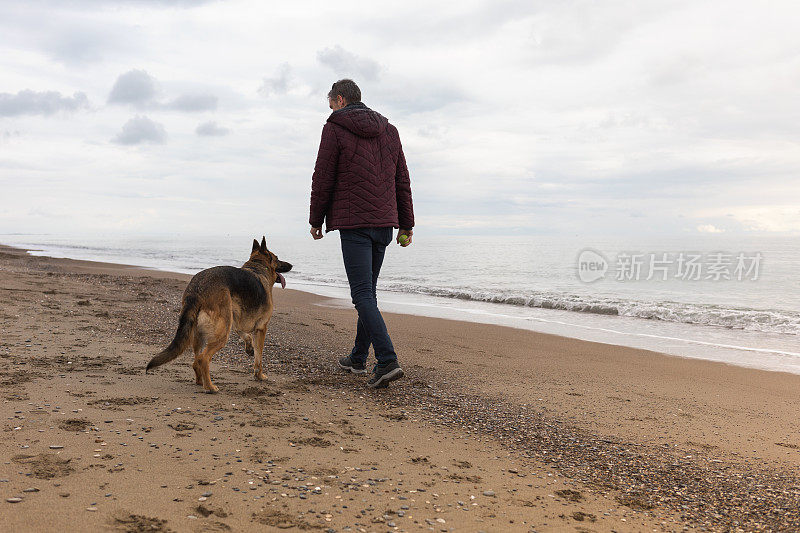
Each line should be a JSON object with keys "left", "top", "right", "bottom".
{"left": 309, "top": 103, "right": 414, "bottom": 232}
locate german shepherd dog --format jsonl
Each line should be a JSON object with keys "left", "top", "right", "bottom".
{"left": 146, "top": 237, "right": 292, "bottom": 393}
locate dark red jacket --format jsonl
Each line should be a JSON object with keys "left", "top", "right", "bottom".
{"left": 309, "top": 103, "right": 414, "bottom": 232}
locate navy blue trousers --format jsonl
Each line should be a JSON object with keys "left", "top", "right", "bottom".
{"left": 339, "top": 227, "right": 397, "bottom": 365}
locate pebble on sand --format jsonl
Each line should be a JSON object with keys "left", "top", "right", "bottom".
{"left": 7, "top": 498, "right": 23, "bottom": 503}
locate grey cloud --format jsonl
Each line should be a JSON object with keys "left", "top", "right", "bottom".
{"left": 375, "top": 82, "right": 467, "bottom": 114}
{"left": 259, "top": 63, "right": 292, "bottom": 96}
{"left": 0, "top": 4, "right": 144, "bottom": 66}
{"left": 563, "top": 164, "right": 768, "bottom": 202}
{"left": 317, "top": 46, "right": 381, "bottom": 82}
{"left": 351, "top": 0, "right": 541, "bottom": 46}
{"left": 164, "top": 93, "right": 218, "bottom": 112}
{"left": 417, "top": 125, "right": 449, "bottom": 138}
{"left": 50, "top": 32, "right": 105, "bottom": 64}
{"left": 27, "top": 0, "right": 214, "bottom": 7}
{"left": 108, "top": 69, "right": 157, "bottom": 105}
{"left": 195, "top": 121, "right": 229, "bottom": 136}
{"left": 648, "top": 54, "right": 710, "bottom": 87}
{"left": 0, "top": 90, "right": 89, "bottom": 117}
{"left": 525, "top": 3, "right": 684, "bottom": 66}
{"left": 46, "top": 24, "right": 139, "bottom": 65}
{"left": 112, "top": 115, "right": 166, "bottom": 145}
{"left": 108, "top": 70, "right": 217, "bottom": 112}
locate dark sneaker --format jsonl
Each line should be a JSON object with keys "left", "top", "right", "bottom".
{"left": 338, "top": 355, "right": 367, "bottom": 374}
{"left": 367, "top": 361, "right": 404, "bottom": 388}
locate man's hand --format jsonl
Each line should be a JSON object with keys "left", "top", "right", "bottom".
{"left": 310, "top": 227, "right": 323, "bottom": 240}
{"left": 397, "top": 229, "right": 413, "bottom": 247}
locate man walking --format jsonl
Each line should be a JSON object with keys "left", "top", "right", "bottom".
{"left": 309, "top": 79, "right": 414, "bottom": 388}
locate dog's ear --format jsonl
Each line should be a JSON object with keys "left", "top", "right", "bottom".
{"left": 252, "top": 239, "right": 260, "bottom": 253}
{"left": 260, "top": 236, "right": 267, "bottom": 252}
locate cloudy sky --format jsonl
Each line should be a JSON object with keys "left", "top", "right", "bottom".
{"left": 1, "top": 0, "right": 799, "bottom": 238}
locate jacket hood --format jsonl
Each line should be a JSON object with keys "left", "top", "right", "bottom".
{"left": 327, "top": 103, "right": 388, "bottom": 138}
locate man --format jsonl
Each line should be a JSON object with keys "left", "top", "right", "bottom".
{"left": 309, "top": 79, "right": 414, "bottom": 389}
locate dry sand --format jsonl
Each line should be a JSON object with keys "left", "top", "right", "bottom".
{"left": 2, "top": 244, "right": 800, "bottom": 532}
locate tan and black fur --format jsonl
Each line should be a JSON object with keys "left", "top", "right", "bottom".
{"left": 146, "top": 237, "right": 292, "bottom": 393}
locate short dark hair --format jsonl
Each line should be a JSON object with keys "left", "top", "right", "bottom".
{"left": 328, "top": 79, "right": 361, "bottom": 104}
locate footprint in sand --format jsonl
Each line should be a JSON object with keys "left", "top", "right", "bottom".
{"left": 12, "top": 454, "right": 73, "bottom": 479}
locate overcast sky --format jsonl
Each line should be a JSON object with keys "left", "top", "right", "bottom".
{"left": 1, "top": 0, "right": 799, "bottom": 238}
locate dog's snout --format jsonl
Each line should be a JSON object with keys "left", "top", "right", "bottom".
{"left": 277, "top": 261, "right": 292, "bottom": 273}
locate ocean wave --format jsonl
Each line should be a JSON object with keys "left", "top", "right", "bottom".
{"left": 291, "top": 274, "right": 800, "bottom": 336}
{"left": 10, "top": 240, "right": 798, "bottom": 338}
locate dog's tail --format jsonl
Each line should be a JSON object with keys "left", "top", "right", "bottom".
{"left": 146, "top": 295, "right": 199, "bottom": 373}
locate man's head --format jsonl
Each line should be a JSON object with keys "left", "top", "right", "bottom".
{"left": 327, "top": 79, "right": 361, "bottom": 111}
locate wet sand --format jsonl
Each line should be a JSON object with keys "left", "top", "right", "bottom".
{"left": 2, "top": 244, "right": 800, "bottom": 532}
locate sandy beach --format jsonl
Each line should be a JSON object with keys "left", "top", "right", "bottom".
{"left": 2, "top": 244, "right": 800, "bottom": 532}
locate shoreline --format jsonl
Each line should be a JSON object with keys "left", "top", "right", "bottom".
{"left": 6, "top": 241, "right": 799, "bottom": 376}
{"left": 3, "top": 244, "right": 800, "bottom": 530}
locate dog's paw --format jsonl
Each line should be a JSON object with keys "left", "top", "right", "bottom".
{"left": 254, "top": 372, "right": 268, "bottom": 381}
{"left": 204, "top": 385, "right": 219, "bottom": 394}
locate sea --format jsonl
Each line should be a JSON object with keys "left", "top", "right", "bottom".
{"left": 2, "top": 232, "right": 799, "bottom": 375}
